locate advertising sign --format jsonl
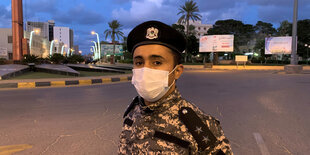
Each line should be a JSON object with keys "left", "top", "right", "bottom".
{"left": 0, "top": 47, "right": 8, "bottom": 57}
{"left": 199, "top": 35, "right": 234, "bottom": 52}
{"left": 265, "top": 37, "right": 293, "bottom": 54}
{"left": 101, "top": 44, "right": 124, "bottom": 57}
{"left": 235, "top": 55, "right": 248, "bottom": 62}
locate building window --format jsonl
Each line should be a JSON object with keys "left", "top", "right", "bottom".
{"left": 198, "top": 27, "right": 201, "bottom": 30}
{"left": 8, "top": 36, "right": 13, "bottom": 43}
{"left": 204, "top": 27, "right": 206, "bottom": 31}
{"left": 8, "top": 53, "right": 13, "bottom": 60}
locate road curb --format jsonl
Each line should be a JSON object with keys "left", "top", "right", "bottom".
{"left": 0, "top": 76, "right": 132, "bottom": 89}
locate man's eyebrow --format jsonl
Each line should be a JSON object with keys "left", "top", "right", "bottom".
{"left": 134, "top": 55, "right": 143, "bottom": 59}
{"left": 149, "top": 55, "right": 165, "bottom": 60}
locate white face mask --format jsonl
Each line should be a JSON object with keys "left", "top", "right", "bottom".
{"left": 131, "top": 66, "right": 177, "bottom": 102}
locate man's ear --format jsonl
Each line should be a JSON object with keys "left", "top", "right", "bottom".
{"left": 174, "top": 64, "right": 184, "bottom": 80}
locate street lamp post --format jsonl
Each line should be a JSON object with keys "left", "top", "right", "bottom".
{"left": 285, "top": 0, "right": 302, "bottom": 73}
{"left": 61, "top": 44, "right": 67, "bottom": 55}
{"left": 67, "top": 48, "right": 70, "bottom": 57}
{"left": 91, "top": 46, "right": 97, "bottom": 60}
{"left": 305, "top": 44, "right": 309, "bottom": 65}
{"left": 291, "top": 0, "right": 298, "bottom": 65}
{"left": 29, "top": 29, "right": 40, "bottom": 52}
{"left": 91, "top": 31, "right": 101, "bottom": 60}
{"left": 91, "top": 41, "right": 98, "bottom": 59}
{"left": 49, "top": 40, "right": 58, "bottom": 56}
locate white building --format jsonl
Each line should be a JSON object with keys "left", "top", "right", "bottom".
{"left": 26, "top": 20, "right": 55, "bottom": 41}
{"left": 180, "top": 20, "right": 213, "bottom": 38}
{"left": 0, "top": 28, "right": 13, "bottom": 60}
{"left": 53, "top": 27, "right": 74, "bottom": 54}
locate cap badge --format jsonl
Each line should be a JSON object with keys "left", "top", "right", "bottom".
{"left": 146, "top": 27, "right": 159, "bottom": 40}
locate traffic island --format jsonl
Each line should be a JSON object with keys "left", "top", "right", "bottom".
{"left": 0, "top": 64, "right": 30, "bottom": 80}
{"left": 36, "top": 64, "right": 80, "bottom": 76}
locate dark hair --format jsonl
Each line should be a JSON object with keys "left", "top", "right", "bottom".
{"left": 172, "top": 50, "right": 182, "bottom": 67}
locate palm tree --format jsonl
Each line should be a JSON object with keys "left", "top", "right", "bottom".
{"left": 104, "top": 20, "right": 124, "bottom": 64}
{"left": 177, "top": 0, "right": 201, "bottom": 63}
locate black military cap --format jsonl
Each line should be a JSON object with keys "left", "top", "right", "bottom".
{"left": 127, "top": 20, "right": 186, "bottom": 56}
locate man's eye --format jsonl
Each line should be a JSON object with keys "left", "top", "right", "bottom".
{"left": 153, "top": 61, "right": 162, "bottom": 65}
{"left": 135, "top": 62, "right": 143, "bottom": 66}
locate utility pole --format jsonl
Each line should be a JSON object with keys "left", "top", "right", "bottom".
{"left": 11, "top": 0, "right": 24, "bottom": 62}
{"left": 285, "top": 0, "right": 303, "bottom": 73}
{"left": 291, "top": 0, "right": 298, "bottom": 65}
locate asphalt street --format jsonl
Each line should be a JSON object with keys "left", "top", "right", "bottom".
{"left": 0, "top": 70, "right": 309, "bottom": 155}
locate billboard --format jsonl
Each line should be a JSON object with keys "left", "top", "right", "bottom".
{"left": 265, "top": 37, "right": 293, "bottom": 54}
{"left": 199, "top": 35, "right": 234, "bottom": 52}
{"left": 101, "top": 44, "right": 124, "bottom": 57}
{"left": 0, "top": 47, "right": 8, "bottom": 58}
{"left": 235, "top": 55, "right": 248, "bottom": 62}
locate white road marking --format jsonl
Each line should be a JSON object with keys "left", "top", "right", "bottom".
{"left": 253, "top": 133, "right": 271, "bottom": 155}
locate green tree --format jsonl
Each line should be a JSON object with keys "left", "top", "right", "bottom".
{"left": 254, "top": 21, "right": 277, "bottom": 36}
{"left": 104, "top": 20, "right": 124, "bottom": 64}
{"left": 177, "top": 0, "right": 201, "bottom": 63}
{"left": 277, "top": 20, "right": 292, "bottom": 36}
{"left": 122, "top": 36, "right": 128, "bottom": 53}
{"left": 66, "top": 54, "right": 85, "bottom": 64}
{"left": 297, "top": 19, "right": 310, "bottom": 58}
{"left": 22, "top": 54, "right": 38, "bottom": 64}
{"left": 50, "top": 53, "right": 65, "bottom": 64}
{"left": 172, "top": 24, "right": 185, "bottom": 35}
{"left": 207, "top": 19, "right": 255, "bottom": 53}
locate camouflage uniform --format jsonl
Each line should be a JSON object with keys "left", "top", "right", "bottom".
{"left": 118, "top": 89, "right": 233, "bottom": 155}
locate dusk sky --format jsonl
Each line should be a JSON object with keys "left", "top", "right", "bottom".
{"left": 0, "top": 0, "right": 309, "bottom": 55}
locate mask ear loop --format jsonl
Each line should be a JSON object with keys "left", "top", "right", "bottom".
{"left": 167, "top": 65, "right": 178, "bottom": 88}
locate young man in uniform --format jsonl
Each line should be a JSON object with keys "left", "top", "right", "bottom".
{"left": 118, "top": 21, "right": 233, "bottom": 155}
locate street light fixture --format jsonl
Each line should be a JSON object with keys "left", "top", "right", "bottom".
{"left": 91, "top": 46, "right": 96, "bottom": 60}
{"left": 61, "top": 44, "right": 67, "bottom": 55}
{"left": 29, "top": 29, "right": 40, "bottom": 52}
{"left": 305, "top": 44, "right": 309, "bottom": 65}
{"left": 91, "top": 31, "right": 101, "bottom": 60}
{"left": 91, "top": 41, "right": 98, "bottom": 59}
{"left": 49, "top": 40, "right": 58, "bottom": 56}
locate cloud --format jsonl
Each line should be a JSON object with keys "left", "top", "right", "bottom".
{"left": 0, "top": 5, "right": 11, "bottom": 28}
{"left": 112, "top": 0, "right": 178, "bottom": 28}
{"left": 53, "top": 4, "right": 104, "bottom": 25}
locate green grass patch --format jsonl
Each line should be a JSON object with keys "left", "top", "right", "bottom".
{"left": 78, "top": 70, "right": 131, "bottom": 77}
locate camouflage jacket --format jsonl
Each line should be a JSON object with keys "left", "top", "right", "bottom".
{"left": 118, "top": 89, "right": 233, "bottom": 155}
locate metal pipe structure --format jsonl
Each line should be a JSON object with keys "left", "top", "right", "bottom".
{"left": 291, "top": 0, "right": 298, "bottom": 65}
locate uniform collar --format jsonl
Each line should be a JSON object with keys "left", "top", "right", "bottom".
{"left": 139, "top": 88, "right": 182, "bottom": 112}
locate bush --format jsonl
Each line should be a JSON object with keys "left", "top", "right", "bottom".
{"left": 0, "top": 58, "right": 6, "bottom": 65}
{"left": 66, "top": 54, "right": 85, "bottom": 64}
{"left": 22, "top": 54, "right": 38, "bottom": 64}
{"left": 37, "top": 57, "right": 51, "bottom": 64}
{"left": 119, "top": 59, "right": 133, "bottom": 64}
{"left": 50, "top": 53, "right": 65, "bottom": 64}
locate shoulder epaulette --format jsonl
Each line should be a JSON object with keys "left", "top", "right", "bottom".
{"left": 178, "top": 107, "right": 218, "bottom": 152}
{"left": 123, "top": 96, "right": 139, "bottom": 118}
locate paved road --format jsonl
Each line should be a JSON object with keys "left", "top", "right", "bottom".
{"left": 0, "top": 70, "right": 309, "bottom": 155}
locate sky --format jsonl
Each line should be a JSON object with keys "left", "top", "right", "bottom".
{"left": 0, "top": 0, "right": 309, "bottom": 55}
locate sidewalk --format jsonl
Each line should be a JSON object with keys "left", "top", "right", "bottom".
{"left": 0, "top": 73, "right": 132, "bottom": 89}
{"left": 184, "top": 65, "right": 310, "bottom": 71}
